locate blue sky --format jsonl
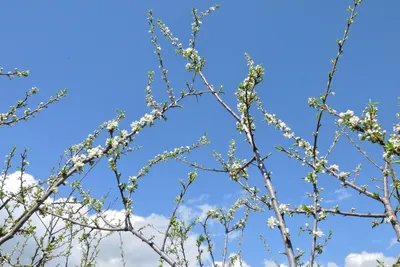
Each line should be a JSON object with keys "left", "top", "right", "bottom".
{"left": 1, "top": 1, "right": 400, "bottom": 266}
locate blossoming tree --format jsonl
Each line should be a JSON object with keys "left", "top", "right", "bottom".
{"left": 0, "top": 0, "right": 399, "bottom": 266}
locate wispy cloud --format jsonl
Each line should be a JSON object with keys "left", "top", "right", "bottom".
{"left": 325, "top": 188, "right": 352, "bottom": 203}
{"left": 223, "top": 193, "right": 233, "bottom": 200}
{"left": 264, "top": 260, "right": 288, "bottom": 267}
{"left": 187, "top": 194, "right": 210, "bottom": 204}
{"left": 177, "top": 203, "right": 216, "bottom": 224}
{"left": 387, "top": 237, "right": 398, "bottom": 249}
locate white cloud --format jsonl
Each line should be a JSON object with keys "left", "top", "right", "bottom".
{"left": 214, "top": 253, "right": 251, "bottom": 267}
{"left": 344, "top": 251, "right": 396, "bottom": 267}
{"left": 264, "top": 260, "right": 288, "bottom": 267}
{"left": 335, "top": 188, "right": 352, "bottom": 201}
{"left": 177, "top": 203, "right": 216, "bottom": 224}
{"left": 188, "top": 194, "right": 210, "bottom": 204}
{"left": 387, "top": 237, "right": 398, "bottom": 249}
{"left": 3, "top": 172, "right": 398, "bottom": 267}
{"left": 2, "top": 171, "right": 36, "bottom": 193}
{"left": 92, "top": 215, "right": 205, "bottom": 267}
{"left": 228, "top": 230, "right": 241, "bottom": 241}
{"left": 197, "top": 204, "right": 216, "bottom": 220}
{"left": 177, "top": 204, "right": 198, "bottom": 223}
{"left": 299, "top": 261, "right": 322, "bottom": 267}
{"left": 0, "top": 172, "right": 210, "bottom": 267}
{"left": 223, "top": 193, "right": 233, "bottom": 200}
{"left": 325, "top": 188, "right": 352, "bottom": 203}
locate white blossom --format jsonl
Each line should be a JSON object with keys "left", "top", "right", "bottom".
{"left": 107, "top": 120, "right": 118, "bottom": 131}
{"left": 131, "top": 121, "right": 140, "bottom": 131}
{"left": 106, "top": 136, "right": 120, "bottom": 149}
{"left": 283, "top": 132, "right": 295, "bottom": 139}
{"left": 349, "top": 116, "right": 360, "bottom": 126}
{"left": 338, "top": 172, "right": 350, "bottom": 179}
{"left": 267, "top": 216, "right": 278, "bottom": 229}
{"left": 328, "top": 164, "right": 339, "bottom": 172}
{"left": 313, "top": 228, "right": 324, "bottom": 238}
{"left": 72, "top": 154, "right": 87, "bottom": 169}
{"left": 279, "top": 204, "right": 290, "bottom": 214}
{"left": 339, "top": 110, "right": 354, "bottom": 118}
{"left": 120, "top": 130, "right": 129, "bottom": 138}
{"left": 87, "top": 146, "right": 103, "bottom": 158}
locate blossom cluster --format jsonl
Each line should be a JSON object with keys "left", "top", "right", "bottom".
{"left": 0, "top": 67, "right": 30, "bottom": 79}
{"left": 71, "top": 154, "right": 87, "bottom": 170}
{"left": 106, "top": 120, "right": 118, "bottom": 132}
{"left": 335, "top": 103, "right": 400, "bottom": 160}
{"left": 87, "top": 146, "right": 104, "bottom": 158}
{"left": 157, "top": 19, "right": 182, "bottom": 50}
{"left": 183, "top": 48, "right": 199, "bottom": 62}
{"left": 338, "top": 104, "right": 385, "bottom": 145}
{"left": 183, "top": 47, "right": 201, "bottom": 71}
{"left": 387, "top": 133, "right": 400, "bottom": 159}
{"left": 236, "top": 114, "right": 256, "bottom": 133}
{"left": 279, "top": 203, "right": 290, "bottom": 214}
{"left": 262, "top": 110, "right": 323, "bottom": 164}
{"left": 313, "top": 228, "right": 324, "bottom": 238}
{"left": 227, "top": 198, "right": 246, "bottom": 220}
{"left": 145, "top": 71, "right": 157, "bottom": 107}
{"left": 264, "top": 112, "right": 295, "bottom": 139}
{"left": 386, "top": 117, "right": 400, "bottom": 159}
{"left": 133, "top": 135, "right": 209, "bottom": 182}
{"left": 338, "top": 110, "right": 359, "bottom": 127}
{"left": 131, "top": 110, "right": 160, "bottom": 132}
{"left": 0, "top": 87, "right": 67, "bottom": 127}
{"left": 267, "top": 216, "right": 279, "bottom": 229}
{"left": 229, "top": 161, "right": 249, "bottom": 181}
{"left": 235, "top": 56, "right": 264, "bottom": 112}
{"left": 106, "top": 136, "right": 120, "bottom": 150}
